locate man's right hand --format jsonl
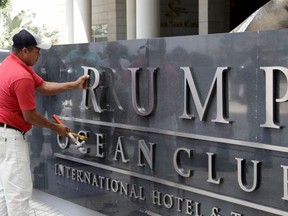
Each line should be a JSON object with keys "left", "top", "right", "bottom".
{"left": 53, "top": 123, "right": 71, "bottom": 137}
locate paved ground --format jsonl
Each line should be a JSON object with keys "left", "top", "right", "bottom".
{"left": 30, "top": 189, "right": 105, "bottom": 216}
{"left": 30, "top": 198, "right": 66, "bottom": 216}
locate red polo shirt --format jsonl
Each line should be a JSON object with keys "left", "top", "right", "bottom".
{"left": 0, "top": 53, "right": 44, "bottom": 132}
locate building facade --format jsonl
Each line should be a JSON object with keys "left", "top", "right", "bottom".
{"left": 11, "top": 0, "right": 270, "bottom": 44}
{"left": 91, "top": 0, "right": 270, "bottom": 41}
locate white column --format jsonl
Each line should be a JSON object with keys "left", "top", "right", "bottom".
{"left": 136, "top": 0, "right": 160, "bottom": 39}
{"left": 127, "top": 0, "right": 136, "bottom": 40}
{"left": 199, "top": 0, "right": 208, "bottom": 35}
{"left": 73, "top": 0, "right": 91, "bottom": 43}
{"left": 65, "top": 0, "right": 74, "bottom": 43}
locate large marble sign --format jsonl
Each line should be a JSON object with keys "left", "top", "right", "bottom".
{"left": 28, "top": 29, "right": 288, "bottom": 215}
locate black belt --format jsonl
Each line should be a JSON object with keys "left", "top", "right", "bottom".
{"left": 0, "top": 123, "right": 26, "bottom": 135}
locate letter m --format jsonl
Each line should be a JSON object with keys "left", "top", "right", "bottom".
{"left": 179, "top": 67, "right": 230, "bottom": 123}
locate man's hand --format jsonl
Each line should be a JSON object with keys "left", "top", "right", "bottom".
{"left": 53, "top": 123, "right": 71, "bottom": 137}
{"left": 75, "top": 75, "right": 90, "bottom": 89}
{"left": 36, "top": 74, "right": 90, "bottom": 95}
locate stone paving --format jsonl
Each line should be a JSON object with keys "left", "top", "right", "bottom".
{"left": 30, "top": 198, "right": 66, "bottom": 216}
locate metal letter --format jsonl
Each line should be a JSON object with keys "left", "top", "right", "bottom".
{"left": 95, "top": 133, "right": 105, "bottom": 158}
{"left": 281, "top": 165, "right": 288, "bottom": 200}
{"left": 163, "top": 194, "right": 174, "bottom": 209}
{"left": 236, "top": 158, "right": 261, "bottom": 192}
{"left": 129, "top": 67, "right": 158, "bottom": 116}
{"left": 113, "top": 136, "right": 130, "bottom": 163}
{"left": 80, "top": 66, "right": 103, "bottom": 113}
{"left": 152, "top": 190, "right": 162, "bottom": 206}
{"left": 207, "top": 152, "right": 222, "bottom": 184}
{"left": 173, "top": 147, "right": 193, "bottom": 178}
{"left": 260, "top": 66, "right": 288, "bottom": 129}
{"left": 175, "top": 196, "right": 183, "bottom": 212}
{"left": 194, "top": 202, "right": 203, "bottom": 216}
{"left": 137, "top": 140, "right": 155, "bottom": 169}
{"left": 179, "top": 67, "right": 230, "bottom": 123}
{"left": 186, "top": 200, "right": 193, "bottom": 215}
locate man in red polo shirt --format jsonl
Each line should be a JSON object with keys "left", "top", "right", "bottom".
{"left": 0, "top": 29, "right": 89, "bottom": 215}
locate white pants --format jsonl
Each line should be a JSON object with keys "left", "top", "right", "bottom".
{"left": 0, "top": 128, "right": 32, "bottom": 216}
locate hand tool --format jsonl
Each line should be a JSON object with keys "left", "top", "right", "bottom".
{"left": 52, "top": 114, "right": 85, "bottom": 148}
{"left": 71, "top": 132, "right": 88, "bottom": 141}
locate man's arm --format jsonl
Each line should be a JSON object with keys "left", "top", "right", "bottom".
{"left": 22, "top": 109, "right": 70, "bottom": 137}
{"left": 36, "top": 75, "right": 89, "bottom": 95}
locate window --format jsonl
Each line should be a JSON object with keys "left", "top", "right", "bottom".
{"left": 92, "top": 24, "right": 108, "bottom": 42}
